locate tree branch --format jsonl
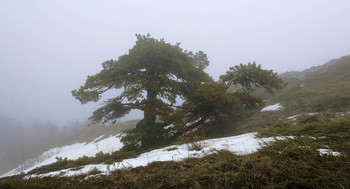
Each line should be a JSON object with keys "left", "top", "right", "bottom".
{"left": 225, "top": 76, "right": 240, "bottom": 89}
{"left": 171, "top": 117, "right": 206, "bottom": 140}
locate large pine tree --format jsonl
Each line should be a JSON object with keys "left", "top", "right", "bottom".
{"left": 72, "top": 34, "right": 210, "bottom": 142}
{"left": 73, "top": 35, "right": 285, "bottom": 150}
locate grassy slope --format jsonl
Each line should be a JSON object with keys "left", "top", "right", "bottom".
{"left": 1, "top": 114, "right": 349, "bottom": 188}
{"left": 238, "top": 55, "right": 350, "bottom": 133}
{"left": 267, "top": 55, "right": 350, "bottom": 112}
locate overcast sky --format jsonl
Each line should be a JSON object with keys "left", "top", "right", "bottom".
{"left": 1, "top": 0, "right": 349, "bottom": 127}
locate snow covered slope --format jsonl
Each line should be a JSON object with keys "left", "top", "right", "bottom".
{"left": 1, "top": 134, "right": 124, "bottom": 177}
{"left": 2, "top": 132, "right": 276, "bottom": 178}
{"left": 24, "top": 133, "right": 278, "bottom": 178}
{"left": 2, "top": 131, "right": 338, "bottom": 179}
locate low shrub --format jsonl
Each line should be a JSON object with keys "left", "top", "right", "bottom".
{"left": 27, "top": 151, "right": 138, "bottom": 175}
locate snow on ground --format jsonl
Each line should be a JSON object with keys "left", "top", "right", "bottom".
{"left": 261, "top": 103, "right": 283, "bottom": 112}
{"left": 286, "top": 112, "right": 318, "bottom": 120}
{"left": 318, "top": 149, "right": 341, "bottom": 156}
{"left": 1, "top": 134, "right": 124, "bottom": 178}
{"left": 25, "top": 133, "right": 277, "bottom": 178}
{"left": 3, "top": 131, "right": 341, "bottom": 179}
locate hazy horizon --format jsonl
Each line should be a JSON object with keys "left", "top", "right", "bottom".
{"left": 1, "top": 0, "right": 349, "bottom": 127}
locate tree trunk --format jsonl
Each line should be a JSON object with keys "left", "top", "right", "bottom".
{"left": 143, "top": 89, "right": 157, "bottom": 127}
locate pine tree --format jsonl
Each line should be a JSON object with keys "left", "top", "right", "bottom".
{"left": 72, "top": 34, "right": 210, "bottom": 149}
{"left": 172, "top": 62, "right": 286, "bottom": 138}
{"left": 73, "top": 35, "right": 285, "bottom": 150}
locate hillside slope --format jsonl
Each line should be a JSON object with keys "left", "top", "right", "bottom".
{"left": 270, "top": 55, "right": 350, "bottom": 112}
{"left": 1, "top": 113, "right": 349, "bottom": 188}
{"left": 232, "top": 55, "right": 350, "bottom": 133}
{"left": 0, "top": 120, "right": 138, "bottom": 176}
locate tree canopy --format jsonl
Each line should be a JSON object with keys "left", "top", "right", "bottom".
{"left": 220, "top": 62, "right": 285, "bottom": 92}
{"left": 72, "top": 34, "right": 210, "bottom": 127}
{"left": 171, "top": 63, "right": 286, "bottom": 138}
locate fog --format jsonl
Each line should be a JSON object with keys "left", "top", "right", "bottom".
{"left": 1, "top": 0, "right": 350, "bottom": 127}
{"left": 0, "top": 117, "right": 87, "bottom": 173}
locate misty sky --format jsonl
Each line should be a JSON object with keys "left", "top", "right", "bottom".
{"left": 1, "top": 0, "right": 349, "bottom": 127}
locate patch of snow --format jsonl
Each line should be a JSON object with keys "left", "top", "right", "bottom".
{"left": 287, "top": 115, "right": 299, "bottom": 120}
{"left": 286, "top": 112, "right": 318, "bottom": 120}
{"left": 163, "top": 124, "right": 174, "bottom": 129}
{"left": 318, "top": 149, "right": 341, "bottom": 156}
{"left": 305, "top": 136, "right": 326, "bottom": 141}
{"left": 1, "top": 134, "right": 124, "bottom": 178}
{"left": 26, "top": 133, "right": 280, "bottom": 178}
{"left": 185, "top": 117, "right": 202, "bottom": 127}
{"left": 261, "top": 103, "right": 283, "bottom": 112}
{"left": 306, "top": 112, "right": 318, "bottom": 116}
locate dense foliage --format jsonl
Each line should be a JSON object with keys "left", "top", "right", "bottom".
{"left": 72, "top": 34, "right": 210, "bottom": 125}
{"left": 172, "top": 63, "right": 286, "bottom": 138}
{"left": 220, "top": 62, "right": 285, "bottom": 92}
{"left": 72, "top": 34, "right": 212, "bottom": 150}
